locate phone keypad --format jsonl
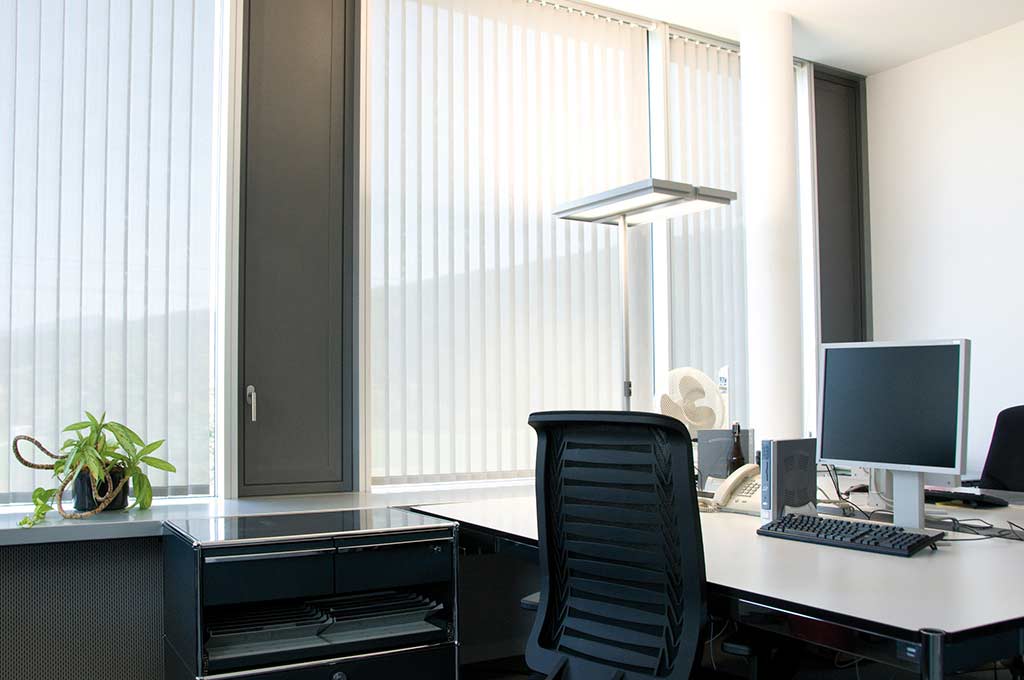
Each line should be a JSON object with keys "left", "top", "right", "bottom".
{"left": 737, "top": 480, "right": 759, "bottom": 497}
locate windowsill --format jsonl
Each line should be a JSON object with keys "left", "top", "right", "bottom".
{"left": 371, "top": 477, "right": 533, "bottom": 494}
{"left": 0, "top": 483, "right": 535, "bottom": 548}
{"left": 0, "top": 493, "right": 218, "bottom": 516}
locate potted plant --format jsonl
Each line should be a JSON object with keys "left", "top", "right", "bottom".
{"left": 12, "top": 411, "right": 176, "bottom": 527}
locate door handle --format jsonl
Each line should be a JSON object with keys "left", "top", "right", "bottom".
{"left": 246, "top": 385, "right": 256, "bottom": 422}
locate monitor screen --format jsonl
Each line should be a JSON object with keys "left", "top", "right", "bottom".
{"left": 818, "top": 343, "right": 965, "bottom": 471}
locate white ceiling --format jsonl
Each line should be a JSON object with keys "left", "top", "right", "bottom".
{"left": 591, "top": 0, "right": 1024, "bottom": 75}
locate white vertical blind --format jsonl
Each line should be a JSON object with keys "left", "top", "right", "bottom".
{"left": 0, "top": 0, "right": 225, "bottom": 501}
{"left": 665, "top": 33, "right": 749, "bottom": 425}
{"left": 367, "top": 0, "right": 650, "bottom": 485}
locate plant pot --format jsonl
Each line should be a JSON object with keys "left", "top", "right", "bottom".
{"left": 73, "top": 467, "right": 130, "bottom": 512}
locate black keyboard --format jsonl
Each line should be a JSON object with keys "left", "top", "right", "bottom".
{"left": 758, "top": 514, "right": 945, "bottom": 557}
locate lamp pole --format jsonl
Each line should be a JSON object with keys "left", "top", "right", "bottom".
{"left": 619, "top": 213, "right": 631, "bottom": 411}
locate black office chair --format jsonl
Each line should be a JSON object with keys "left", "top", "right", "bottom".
{"left": 525, "top": 411, "right": 708, "bottom": 680}
{"left": 980, "top": 406, "right": 1024, "bottom": 492}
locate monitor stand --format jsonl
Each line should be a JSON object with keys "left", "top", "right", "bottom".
{"left": 891, "top": 470, "right": 926, "bottom": 529}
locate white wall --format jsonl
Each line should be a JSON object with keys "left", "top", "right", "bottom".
{"left": 867, "top": 20, "right": 1024, "bottom": 474}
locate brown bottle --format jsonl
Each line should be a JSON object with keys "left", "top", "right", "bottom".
{"left": 727, "top": 422, "right": 745, "bottom": 475}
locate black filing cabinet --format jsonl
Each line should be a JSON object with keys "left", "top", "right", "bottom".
{"left": 163, "top": 509, "right": 459, "bottom": 679}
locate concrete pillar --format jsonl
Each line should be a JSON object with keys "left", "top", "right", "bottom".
{"left": 740, "top": 10, "right": 803, "bottom": 440}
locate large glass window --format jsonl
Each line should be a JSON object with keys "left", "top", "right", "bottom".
{"left": 0, "top": 0, "right": 228, "bottom": 501}
{"left": 367, "top": 0, "right": 650, "bottom": 484}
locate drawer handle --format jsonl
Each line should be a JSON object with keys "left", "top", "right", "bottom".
{"left": 335, "top": 536, "right": 453, "bottom": 552}
{"left": 204, "top": 547, "right": 336, "bottom": 564}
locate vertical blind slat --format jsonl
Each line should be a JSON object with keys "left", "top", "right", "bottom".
{"left": 434, "top": 0, "right": 442, "bottom": 477}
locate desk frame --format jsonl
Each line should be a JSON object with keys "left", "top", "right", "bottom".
{"left": 415, "top": 509, "right": 1024, "bottom": 679}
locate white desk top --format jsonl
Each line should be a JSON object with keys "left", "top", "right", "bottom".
{"left": 413, "top": 495, "right": 1024, "bottom": 634}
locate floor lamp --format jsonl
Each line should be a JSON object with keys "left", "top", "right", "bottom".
{"left": 553, "top": 178, "right": 737, "bottom": 411}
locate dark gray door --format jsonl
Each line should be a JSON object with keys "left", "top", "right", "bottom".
{"left": 239, "top": 0, "right": 355, "bottom": 495}
{"left": 814, "top": 71, "right": 869, "bottom": 343}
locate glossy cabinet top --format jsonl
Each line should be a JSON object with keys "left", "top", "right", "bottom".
{"left": 166, "top": 507, "right": 454, "bottom": 546}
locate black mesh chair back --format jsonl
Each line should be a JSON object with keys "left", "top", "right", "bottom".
{"left": 980, "top": 406, "right": 1024, "bottom": 491}
{"left": 526, "top": 411, "right": 707, "bottom": 680}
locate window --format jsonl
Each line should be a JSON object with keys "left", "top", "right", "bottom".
{"left": 0, "top": 0, "right": 228, "bottom": 502}
{"left": 795, "top": 61, "right": 820, "bottom": 435}
{"left": 663, "top": 33, "right": 748, "bottom": 425}
{"left": 367, "top": 0, "right": 650, "bottom": 484}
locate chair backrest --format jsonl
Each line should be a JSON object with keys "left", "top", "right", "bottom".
{"left": 526, "top": 411, "right": 707, "bottom": 680}
{"left": 980, "top": 406, "right": 1024, "bottom": 491}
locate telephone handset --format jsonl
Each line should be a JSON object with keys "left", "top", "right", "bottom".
{"left": 700, "top": 463, "right": 761, "bottom": 515}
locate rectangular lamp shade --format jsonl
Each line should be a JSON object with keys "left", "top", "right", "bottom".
{"left": 553, "top": 177, "right": 736, "bottom": 225}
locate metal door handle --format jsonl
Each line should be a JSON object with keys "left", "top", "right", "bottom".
{"left": 246, "top": 385, "right": 256, "bottom": 422}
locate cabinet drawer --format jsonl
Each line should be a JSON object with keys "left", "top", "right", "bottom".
{"left": 245, "top": 643, "right": 456, "bottom": 680}
{"left": 203, "top": 540, "right": 335, "bottom": 606}
{"left": 335, "top": 538, "right": 453, "bottom": 593}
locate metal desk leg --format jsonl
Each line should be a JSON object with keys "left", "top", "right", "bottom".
{"left": 921, "top": 629, "right": 946, "bottom": 679}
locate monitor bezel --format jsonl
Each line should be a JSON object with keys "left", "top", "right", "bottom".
{"left": 816, "top": 339, "right": 970, "bottom": 475}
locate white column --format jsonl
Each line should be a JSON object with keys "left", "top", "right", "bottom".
{"left": 740, "top": 11, "right": 803, "bottom": 440}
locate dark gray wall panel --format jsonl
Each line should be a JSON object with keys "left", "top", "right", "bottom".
{"left": 239, "top": 0, "right": 356, "bottom": 495}
{"left": 0, "top": 538, "right": 163, "bottom": 680}
{"left": 815, "top": 72, "right": 868, "bottom": 343}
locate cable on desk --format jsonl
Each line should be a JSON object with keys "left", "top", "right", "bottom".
{"left": 935, "top": 516, "right": 1024, "bottom": 542}
{"left": 817, "top": 485, "right": 858, "bottom": 516}
{"left": 824, "top": 464, "right": 872, "bottom": 520}
{"left": 934, "top": 516, "right": 993, "bottom": 541}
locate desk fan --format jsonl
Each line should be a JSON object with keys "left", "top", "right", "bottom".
{"left": 659, "top": 367, "right": 727, "bottom": 434}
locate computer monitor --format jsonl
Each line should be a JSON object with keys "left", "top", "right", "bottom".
{"left": 817, "top": 340, "right": 970, "bottom": 528}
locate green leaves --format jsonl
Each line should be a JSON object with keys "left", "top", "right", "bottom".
{"left": 103, "top": 422, "right": 139, "bottom": 456}
{"left": 132, "top": 473, "right": 153, "bottom": 510}
{"left": 20, "top": 487, "right": 57, "bottom": 528}
{"left": 32, "top": 487, "right": 57, "bottom": 505}
{"left": 63, "top": 421, "right": 91, "bottom": 432}
{"left": 135, "top": 440, "right": 165, "bottom": 461}
{"left": 83, "top": 450, "right": 105, "bottom": 484}
{"left": 104, "top": 452, "right": 130, "bottom": 467}
{"left": 140, "top": 456, "right": 176, "bottom": 473}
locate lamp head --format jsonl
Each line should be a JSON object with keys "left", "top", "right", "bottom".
{"left": 553, "top": 178, "right": 735, "bottom": 225}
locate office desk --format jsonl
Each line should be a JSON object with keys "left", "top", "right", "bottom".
{"left": 412, "top": 496, "right": 1024, "bottom": 679}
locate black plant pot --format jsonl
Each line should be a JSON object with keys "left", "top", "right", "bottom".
{"left": 73, "top": 467, "right": 130, "bottom": 512}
